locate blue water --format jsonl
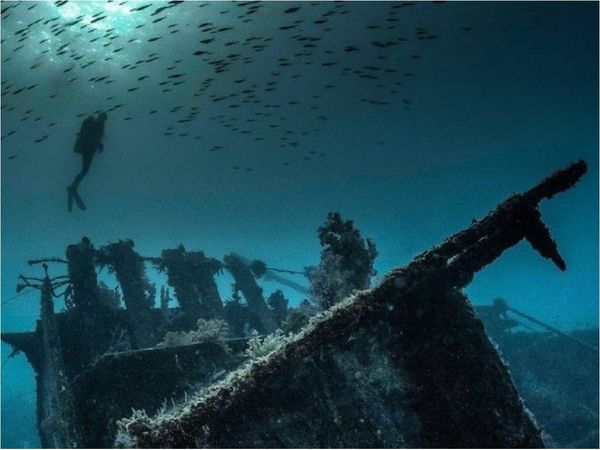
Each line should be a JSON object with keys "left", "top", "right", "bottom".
{"left": 1, "top": 1, "right": 598, "bottom": 448}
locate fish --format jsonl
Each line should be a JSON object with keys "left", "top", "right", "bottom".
{"left": 90, "top": 15, "right": 108, "bottom": 24}
{"left": 34, "top": 135, "right": 49, "bottom": 143}
{"left": 131, "top": 4, "right": 152, "bottom": 12}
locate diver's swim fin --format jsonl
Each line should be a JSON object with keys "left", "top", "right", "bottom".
{"left": 72, "top": 189, "right": 86, "bottom": 211}
{"left": 67, "top": 186, "right": 86, "bottom": 211}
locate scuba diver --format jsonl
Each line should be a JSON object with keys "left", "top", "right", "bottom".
{"left": 68, "top": 112, "right": 107, "bottom": 212}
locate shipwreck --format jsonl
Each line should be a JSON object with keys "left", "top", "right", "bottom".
{"left": 2, "top": 160, "right": 596, "bottom": 448}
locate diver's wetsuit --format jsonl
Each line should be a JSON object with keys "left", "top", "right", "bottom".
{"left": 68, "top": 113, "right": 106, "bottom": 212}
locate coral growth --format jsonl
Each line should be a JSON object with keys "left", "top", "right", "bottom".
{"left": 244, "top": 329, "right": 294, "bottom": 360}
{"left": 283, "top": 299, "right": 317, "bottom": 333}
{"left": 158, "top": 245, "right": 224, "bottom": 323}
{"left": 307, "top": 212, "right": 378, "bottom": 309}
{"left": 158, "top": 318, "right": 231, "bottom": 352}
{"left": 96, "top": 240, "right": 155, "bottom": 311}
{"left": 5, "top": 162, "right": 589, "bottom": 448}
{"left": 98, "top": 281, "right": 123, "bottom": 310}
{"left": 267, "top": 290, "right": 288, "bottom": 327}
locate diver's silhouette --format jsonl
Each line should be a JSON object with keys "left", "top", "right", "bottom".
{"left": 68, "top": 112, "right": 107, "bottom": 212}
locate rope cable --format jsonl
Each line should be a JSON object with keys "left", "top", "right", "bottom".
{"left": 1, "top": 288, "right": 37, "bottom": 306}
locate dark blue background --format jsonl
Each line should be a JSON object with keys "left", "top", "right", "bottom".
{"left": 1, "top": 2, "right": 597, "bottom": 447}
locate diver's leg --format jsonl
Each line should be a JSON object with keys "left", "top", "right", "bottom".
{"left": 70, "top": 161, "right": 90, "bottom": 190}
{"left": 68, "top": 152, "right": 93, "bottom": 211}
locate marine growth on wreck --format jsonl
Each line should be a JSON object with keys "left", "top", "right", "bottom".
{"left": 2, "top": 160, "right": 598, "bottom": 448}
{"left": 1, "top": 1, "right": 598, "bottom": 449}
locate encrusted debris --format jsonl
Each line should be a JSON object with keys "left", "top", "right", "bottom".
{"left": 1, "top": 161, "right": 588, "bottom": 449}
{"left": 116, "top": 161, "right": 586, "bottom": 448}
